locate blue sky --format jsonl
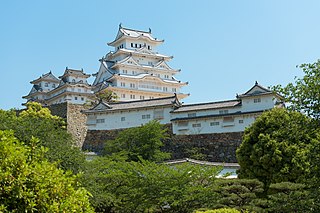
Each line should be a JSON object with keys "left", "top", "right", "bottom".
{"left": 1, "top": 0, "right": 320, "bottom": 109}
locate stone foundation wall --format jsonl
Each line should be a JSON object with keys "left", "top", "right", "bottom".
{"left": 66, "top": 104, "right": 88, "bottom": 147}
{"left": 48, "top": 103, "right": 87, "bottom": 147}
{"left": 83, "top": 124, "right": 243, "bottom": 163}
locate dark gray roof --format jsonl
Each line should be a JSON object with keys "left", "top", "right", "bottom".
{"left": 172, "top": 100, "right": 241, "bottom": 113}
{"left": 59, "top": 68, "right": 90, "bottom": 78}
{"left": 30, "top": 71, "right": 60, "bottom": 83}
{"left": 237, "top": 82, "right": 273, "bottom": 98}
{"left": 84, "top": 95, "right": 181, "bottom": 113}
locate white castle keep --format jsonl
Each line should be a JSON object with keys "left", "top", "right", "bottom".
{"left": 92, "top": 24, "right": 189, "bottom": 101}
{"left": 23, "top": 25, "right": 283, "bottom": 136}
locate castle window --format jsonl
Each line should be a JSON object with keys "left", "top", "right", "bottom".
{"left": 139, "top": 44, "right": 142, "bottom": 48}
{"left": 142, "top": 114, "right": 151, "bottom": 119}
{"left": 254, "top": 98, "right": 261, "bottom": 103}
{"left": 219, "top": 110, "right": 229, "bottom": 114}
{"left": 121, "top": 94, "right": 126, "bottom": 98}
{"left": 178, "top": 121, "right": 188, "bottom": 127}
{"left": 130, "top": 94, "right": 135, "bottom": 99}
{"left": 239, "top": 120, "right": 244, "bottom": 124}
{"left": 96, "top": 119, "right": 105, "bottom": 123}
{"left": 121, "top": 117, "right": 125, "bottom": 121}
{"left": 123, "top": 70, "right": 128, "bottom": 74}
{"left": 192, "top": 123, "right": 201, "bottom": 128}
{"left": 140, "top": 95, "right": 145, "bottom": 100}
{"left": 130, "top": 83, "right": 135, "bottom": 88}
{"left": 135, "top": 44, "right": 137, "bottom": 48}
{"left": 223, "top": 117, "right": 234, "bottom": 123}
{"left": 81, "top": 97, "right": 84, "bottom": 101}
{"left": 163, "top": 87, "right": 168, "bottom": 92}
{"left": 148, "top": 61, "right": 153, "bottom": 66}
{"left": 148, "top": 45, "right": 151, "bottom": 50}
{"left": 121, "top": 82, "right": 126, "bottom": 87}
{"left": 188, "top": 113, "right": 196, "bottom": 118}
{"left": 210, "top": 122, "right": 220, "bottom": 126}
{"left": 52, "top": 84, "right": 56, "bottom": 88}
{"left": 45, "top": 83, "right": 48, "bottom": 87}
{"left": 131, "top": 43, "right": 133, "bottom": 47}
{"left": 172, "top": 88, "right": 177, "bottom": 92}
{"left": 154, "top": 109, "right": 164, "bottom": 120}
{"left": 75, "top": 97, "right": 78, "bottom": 100}
{"left": 72, "top": 79, "right": 76, "bottom": 83}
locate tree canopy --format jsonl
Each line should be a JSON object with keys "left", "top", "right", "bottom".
{"left": 0, "top": 130, "right": 93, "bottom": 212}
{"left": 104, "top": 120, "right": 171, "bottom": 162}
{"left": 272, "top": 59, "right": 320, "bottom": 119}
{"left": 0, "top": 102, "right": 85, "bottom": 173}
{"left": 236, "top": 108, "right": 319, "bottom": 191}
{"left": 81, "top": 156, "right": 221, "bottom": 213}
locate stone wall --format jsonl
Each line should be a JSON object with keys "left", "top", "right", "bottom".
{"left": 48, "top": 103, "right": 87, "bottom": 147}
{"left": 83, "top": 124, "right": 243, "bottom": 163}
{"left": 66, "top": 104, "right": 88, "bottom": 147}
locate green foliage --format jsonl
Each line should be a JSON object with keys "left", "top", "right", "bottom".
{"left": 214, "top": 179, "right": 264, "bottom": 211}
{"left": 266, "top": 182, "right": 315, "bottom": 212}
{"left": 81, "top": 156, "right": 221, "bottom": 213}
{"left": 195, "top": 208, "right": 242, "bottom": 213}
{"left": 104, "top": 120, "right": 171, "bottom": 162}
{"left": 84, "top": 89, "right": 119, "bottom": 108}
{"left": 0, "top": 102, "right": 85, "bottom": 173}
{"left": 272, "top": 59, "right": 320, "bottom": 119}
{"left": 186, "top": 147, "right": 207, "bottom": 160}
{"left": 236, "top": 108, "right": 317, "bottom": 191}
{"left": 0, "top": 130, "right": 93, "bottom": 212}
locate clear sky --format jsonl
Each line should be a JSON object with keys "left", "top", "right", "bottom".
{"left": 1, "top": 0, "right": 320, "bottom": 110}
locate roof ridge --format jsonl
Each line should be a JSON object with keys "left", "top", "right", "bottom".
{"left": 108, "top": 95, "right": 176, "bottom": 105}
{"left": 121, "top": 27, "right": 151, "bottom": 34}
{"left": 181, "top": 99, "right": 240, "bottom": 107}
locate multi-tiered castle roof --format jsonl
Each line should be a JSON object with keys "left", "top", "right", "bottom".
{"left": 92, "top": 24, "right": 188, "bottom": 101}
{"left": 23, "top": 68, "right": 94, "bottom": 105}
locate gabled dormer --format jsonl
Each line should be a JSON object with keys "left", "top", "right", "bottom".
{"left": 107, "top": 24, "right": 164, "bottom": 51}
{"left": 238, "top": 81, "right": 283, "bottom": 112}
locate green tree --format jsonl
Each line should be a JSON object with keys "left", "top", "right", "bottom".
{"left": 272, "top": 59, "right": 320, "bottom": 119}
{"left": 214, "top": 179, "right": 264, "bottom": 211}
{"left": 196, "top": 209, "right": 242, "bottom": 213}
{"left": 0, "top": 130, "right": 93, "bottom": 212}
{"left": 266, "top": 182, "right": 315, "bottom": 213}
{"left": 104, "top": 120, "right": 171, "bottom": 162}
{"left": 81, "top": 156, "right": 221, "bottom": 213}
{"left": 84, "top": 89, "right": 119, "bottom": 108}
{"left": 0, "top": 102, "right": 85, "bottom": 173}
{"left": 236, "top": 108, "right": 317, "bottom": 192}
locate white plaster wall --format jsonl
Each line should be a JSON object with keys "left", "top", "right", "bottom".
{"left": 172, "top": 106, "right": 242, "bottom": 119}
{"left": 241, "top": 95, "right": 276, "bottom": 112}
{"left": 87, "top": 106, "right": 173, "bottom": 130}
{"left": 172, "top": 114, "right": 258, "bottom": 135}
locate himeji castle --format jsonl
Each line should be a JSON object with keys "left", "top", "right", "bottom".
{"left": 92, "top": 24, "right": 189, "bottom": 101}
{"left": 23, "top": 24, "right": 284, "bottom": 138}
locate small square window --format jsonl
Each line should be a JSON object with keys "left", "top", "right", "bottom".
{"left": 121, "top": 117, "right": 125, "bottom": 121}
{"left": 239, "top": 120, "right": 244, "bottom": 124}
{"left": 188, "top": 113, "right": 196, "bottom": 117}
{"left": 210, "top": 122, "right": 220, "bottom": 126}
{"left": 254, "top": 98, "right": 261, "bottom": 103}
{"left": 192, "top": 123, "right": 201, "bottom": 128}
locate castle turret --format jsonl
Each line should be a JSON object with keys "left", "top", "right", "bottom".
{"left": 23, "top": 68, "right": 94, "bottom": 105}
